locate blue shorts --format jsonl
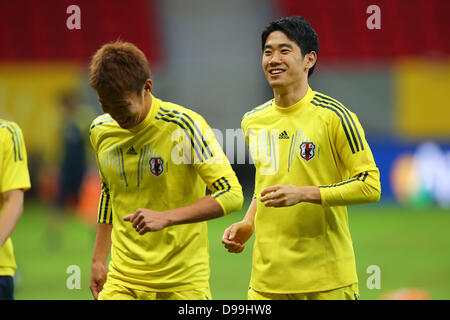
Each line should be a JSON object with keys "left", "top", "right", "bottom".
{"left": 0, "top": 276, "right": 14, "bottom": 300}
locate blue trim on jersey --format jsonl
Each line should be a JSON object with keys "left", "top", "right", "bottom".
{"left": 313, "top": 96, "right": 360, "bottom": 152}
{"left": 271, "top": 133, "right": 277, "bottom": 173}
{"left": 119, "top": 147, "right": 128, "bottom": 187}
{"left": 155, "top": 114, "right": 203, "bottom": 161}
{"left": 311, "top": 100, "right": 356, "bottom": 154}
{"left": 314, "top": 94, "right": 364, "bottom": 151}
{"left": 90, "top": 119, "right": 115, "bottom": 131}
{"left": 4, "top": 126, "right": 17, "bottom": 161}
{"left": 137, "top": 148, "right": 143, "bottom": 187}
{"left": 242, "top": 101, "right": 273, "bottom": 119}
{"left": 1, "top": 124, "right": 22, "bottom": 162}
{"left": 98, "top": 182, "right": 113, "bottom": 224}
{"left": 98, "top": 192, "right": 104, "bottom": 223}
{"left": 288, "top": 130, "right": 296, "bottom": 172}
{"left": 212, "top": 180, "right": 220, "bottom": 192}
{"left": 319, "top": 171, "right": 368, "bottom": 188}
{"left": 213, "top": 177, "right": 231, "bottom": 199}
{"left": 103, "top": 192, "right": 111, "bottom": 224}
{"left": 158, "top": 109, "right": 209, "bottom": 158}
{"left": 113, "top": 147, "right": 123, "bottom": 183}
{"left": 362, "top": 171, "right": 368, "bottom": 181}
{"left": 12, "top": 125, "right": 22, "bottom": 161}
{"left": 160, "top": 107, "right": 213, "bottom": 159}
{"left": 319, "top": 178, "right": 359, "bottom": 188}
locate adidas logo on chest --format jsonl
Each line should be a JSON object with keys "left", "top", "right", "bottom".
{"left": 278, "top": 130, "right": 290, "bottom": 139}
{"left": 126, "top": 146, "right": 138, "bottom": 155}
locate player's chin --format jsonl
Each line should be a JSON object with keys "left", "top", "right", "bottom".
{"left": 117, "top": 117, "right": 136, "bottom": 129}
{"left": 118, "top": 122, "right": 134, "bottom": 129}
{"left": 267, "top": 78, "right": 285, "bottom": 88}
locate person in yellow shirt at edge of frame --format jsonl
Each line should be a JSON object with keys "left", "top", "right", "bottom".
{"left": 0, "top": 120, "right": 31, "bottom": 300}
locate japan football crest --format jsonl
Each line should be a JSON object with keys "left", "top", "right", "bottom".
{"left": 149, "top": 157, "right": 164, "bottom": 176}
{"left": 300, "top": 142, "right": 316, "bottom": 161}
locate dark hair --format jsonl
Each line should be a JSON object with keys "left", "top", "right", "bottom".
{"left": 261, "top": 16, "right": 319, "bottom": 77}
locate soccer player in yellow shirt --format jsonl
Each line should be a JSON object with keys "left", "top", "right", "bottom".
{"left": 222, "top": 16, "right": 381, "bottom": 300}
{"left": 88, "top": 41, "right": 243, "bottom": 300}
{"left": 0, "top": 120, "right": 31, "bottom": 300}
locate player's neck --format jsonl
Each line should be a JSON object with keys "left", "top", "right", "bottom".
{"left": 273, "top": 80, "right": 309, "bottom": 108}
{"left": 138, "top": 94, "right": 152, "bottom": 124}
{"left": 130, "top": 94, "right": 152, "bottom": 133}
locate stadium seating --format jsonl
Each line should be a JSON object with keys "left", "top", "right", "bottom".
{"left": 277, "top": 0, "right": 450, "bottom": 62}
{"left": 0, "top": 0, "right": 163, "bottom": 64}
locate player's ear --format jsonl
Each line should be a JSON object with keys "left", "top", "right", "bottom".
{"left": 304, "top": 51, "right": 317, "bottom": 72}
{"left": 143, "top": 79, "right": 153, "bottom": 96}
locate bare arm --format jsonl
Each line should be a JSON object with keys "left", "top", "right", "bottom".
{"left": 260, "top": 185, "right": 321, "bottom": 207}
{"left": 123, "top": 195, "right": 224, "bottom": 234}
{"left": 92, "top": 223, "right": 112, "bottom": 264}
{"left": 165, "top": 195, "right": 224, "bottom": 226}
{"left": 242, "top": 197, "right": 257, "bottom": 224}
{"left": 0, "top": 189, "right": 24, "bottom": 248}
{"left": 90, "top": 223, "right": 112, "bottom": 300}
{"left": 222, "top": 186, "right": 320, "bottom": 254}
{"left": 222, "top": 198, "right": 257, "bottom": 253}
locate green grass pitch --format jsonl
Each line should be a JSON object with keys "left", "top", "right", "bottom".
{"left": 11, "top": 201, "right": 450, "bottom": 300}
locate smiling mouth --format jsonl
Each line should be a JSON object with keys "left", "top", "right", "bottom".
{"left": 268, "top": 69, "right": 285, "bottom": 76}
{"left": 116, "top": 117, "right": 131, "bottom": 126}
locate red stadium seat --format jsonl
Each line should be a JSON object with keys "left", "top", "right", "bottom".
{"left": 0, "top": 0, "right": 163, "bottom": 64}
{"left": 276, "top": 0, "right": 450, "bottom": 62}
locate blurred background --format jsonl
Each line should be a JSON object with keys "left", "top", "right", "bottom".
{"left": 1, "top": 0, "right": 449, "bottom": 300}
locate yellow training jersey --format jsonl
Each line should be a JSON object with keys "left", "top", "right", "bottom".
{"left": 242, "top": 87, "right": 381, "bottom": 293}
{"left": 89, "top": 95, "right": 243, "bottom": 292}
{"left": 0, "top": 120, "right": 31, "bottom": 276}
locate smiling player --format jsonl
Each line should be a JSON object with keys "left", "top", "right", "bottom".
{"left": 222, "top": 16, "right": 381, "bottom": 300}
{"left": 88, "top": 41, "right": 243, "bottom": 300}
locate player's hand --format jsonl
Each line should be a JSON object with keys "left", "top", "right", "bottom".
{"left": 260, "top": 185, "right": 321, "bottom": 207}
{"left": 90, "top": 261, "right": 108, "bottom": 300}
{"left": 260, "top": 184, "right": 303, "bottom": 207}
{"left": 123, "top": 208, "right": 171, "bottom": 234}
{"left": 222, "top": 220, "right": 254, "bottom": 253}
